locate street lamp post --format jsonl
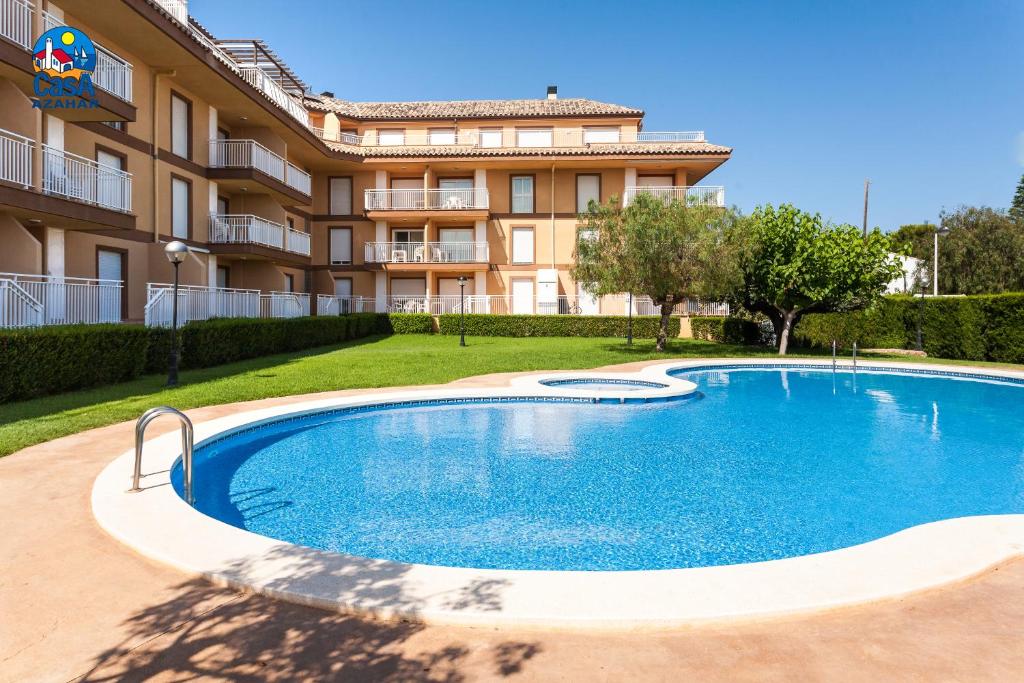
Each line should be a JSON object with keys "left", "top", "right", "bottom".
{"left": 626, "top": 292, "right": 634, "bottom": 345}
{"left": 457, "top": 276, "right": 468, "bottom": 347}
{"left": 164, "top": 241, "right": 188, "bottom": 386}
{"left": 932, "top": 227, "right": 950, "bottom": 296}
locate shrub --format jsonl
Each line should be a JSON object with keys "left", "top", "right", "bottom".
{"left": 0, "top": 324, "right": 150, "bottom": 402}
{"left": 375, "top": 313, "right": 434, "bottom": 334}
{"left": 982, "top": 294, "right": 1024, "bottom": 363}
{"left": 691, "top": 317, "right": 762, "bottom": 345}
{"left": 437, "top": 314, "right": 678, "bottom": 338}
{"left": 794, "top": 298, "right": 912, "bottom": 350}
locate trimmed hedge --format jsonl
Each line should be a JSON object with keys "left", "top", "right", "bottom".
{"left": 691, "top": 317, "right": 762, "bottom": 345}
{"left": 0, "top": 324, "right": 150, "bottom": 402}
{"left": 2, "top": 313, "right": 427, "bottom": 403}
{"left": 437, "top": 313, "right": 679, "bottom": 338}
{"left": 794, "top": 293, "right": 1024, "bottom": 363}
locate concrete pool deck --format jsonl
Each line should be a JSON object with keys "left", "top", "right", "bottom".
{"left": 2, "top": 359, "right": 1024, "bottom": 681}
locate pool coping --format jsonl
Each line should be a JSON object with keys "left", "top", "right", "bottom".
{"left": 91, "top": 359, "right": 1024, "bottom": 631}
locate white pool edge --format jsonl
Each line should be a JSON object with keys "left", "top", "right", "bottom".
{"left": 92, "top": 359, "right": 1024, "bottom": 631}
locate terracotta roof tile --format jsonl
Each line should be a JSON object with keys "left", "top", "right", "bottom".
{"left": 320, "top": 141, "right": 731, "bottom": 158}
{"left": 304, "top": 96, "right": 644, "bottom": 120}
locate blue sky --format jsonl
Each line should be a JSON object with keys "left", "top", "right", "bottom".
{"left": 193, "top": 0, "right": 1023, "bottom": 231}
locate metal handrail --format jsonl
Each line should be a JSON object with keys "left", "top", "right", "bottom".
{"left": 132, "top": 406, "right": 194, "bottom": 505}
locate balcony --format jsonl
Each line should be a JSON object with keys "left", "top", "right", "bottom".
{"left": 0, "top": 127, "right": 32, "bottom": 188}
{"left": 364, "top": 241, "right": 489, "bottom": 264}
{"left": 316, "top": 295, "right": 376, "bottom": 315}
{"left": 313, "top": 127, "right": 706, "bottom": 149}
{"left": 209, "top": 214, "right": 311, "bottom": 257}
{"left": 364, "top": 188, "right": 489, "bottom": 212}
{"left": 208, "top": 139, "right": 311, "bottom": 202}
{"left": 623, "top": 185, "right": 725, "bottom": 208}
{"left": 0, "top": 272, "right": 122, "bottom": 327}
{"left": 41, "top": 9, "right": 133, "bottom": 102}
{"left": 259, "top": 291, "right": 310, "bottom": 318}
{"left": 42, "top": 144, "right": 132, "bottom": 212}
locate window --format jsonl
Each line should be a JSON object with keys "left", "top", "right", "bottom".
{"left": 438, "top": 178, "right": 473, "bottom": 208}
{"left": 96, "top": 149, "right": 126, "bottom": 210}
{"left": 287, "top": 217, "right": 295, "bottom": 231}
{"left": 216, "top": 265, "right": 229, "bottom": 288}
{"left": 284, "top": 274, "right": 294, "bottom": 292}
{"left": 391, "top": 177, "right": 422, "bottom": 209}
{"left": 429, "top": 128, "right": 456, "bottom": 145}
{"left": 478, "top": 128, "right": 502, "bottom": 148}
{"left": 329, "top": 177, "right": 352, "bottom": 214}
{"left": 170, "top": 93, "right": 191, "bottom": 159}
{"left": 377, "top": 129, "right": 405, "bottom": 145}
{"left": 392, "top": 228, "right": 423, "bottom": 246}
{"left": 96, "top": 248, "right": 126, "bottom": 321}
{"left": 102, "top": 121, "right": 125, "bottom": 132}
{"left": 511, "top": 175, "right": 534, "bottom": 214}
{"left": 516, "top": 128, "right": 552, "bottom": 147}
{"left": 329, "top": 227, "right": 352, "bottom": 265}
{"left": 576, "top": 174, "right": 601, "bottom": 213}
{"left": 216, "top": 196, "right": 229, "bottom": 215}
{"left": 637, "top": 175, "right": 673, "bottom": 188}
{"left": 334, "top": 277, "right": 352, "bottom": 297}
{"left": 583, "top": 127, "right": 619, "bottom": 144}
{"left": 511, "top": 227, "right": 534, "bottom": 264}
{"left": 171, "top": 176, "right": 190, "bottom": 239}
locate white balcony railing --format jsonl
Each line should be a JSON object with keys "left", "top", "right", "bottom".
{"left": 313, "top": 127, "right": 707, "bottom": 149}
{"left": 364, "top": 241, "right": 489, "bottom": 264}
{"left": 0, "top": 272, "right": 122, "bottom": 327}
{"left": 364, "top": 188, "right": 489, "bottom": 211}
{"left": 208, "top": 214, "right": 311, "bottom": 256}
{"left": 623, "top": 185, "right": 725, "bottom": 208}
{"left": 238, "top": 66, "right": 308, "bottom": 126}
{"left": 152, "top": 0, "right": 189, "bottom": 25}
{"left": 145, "top": 283, "right": 260, "bottom": 327}
{"left": 39, "top": 10, "right": 134, "bottom": 103}
{"left": 0, "top": 0, "right": 33, "bottom": 49}
{"left": 42, "top": 144, "right": 133, "bottom": 212}
{"left": 316, "top": 294, "right": 376, "bottom": 315}
{"left": 286, "top": 226, "right": 311, "bottom": 256}
{"left": 260, "top": 291, "right": 310, "bottom": 318}
{"left": 208, "top": 139, "right": 311, "bottom": 196}
{"left": 0, "top": 127, "right": 32, "bottom": 188}
{"left": 382, "top": 294, "right": 728, "bottom": 317}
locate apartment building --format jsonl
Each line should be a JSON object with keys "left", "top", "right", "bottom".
{"left": 0, "top": 0, "right": 731, "bottom": 328}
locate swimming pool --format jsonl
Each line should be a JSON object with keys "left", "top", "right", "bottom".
{"left": 174, "top": 366, "right": 1024, "bottom": 572}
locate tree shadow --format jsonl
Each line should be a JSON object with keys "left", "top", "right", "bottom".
{"left": 75, "top": 544, "right": 541, "bottom": 682}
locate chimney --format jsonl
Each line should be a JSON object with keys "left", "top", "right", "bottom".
{"left": 546, "top": 85, "right": 557, "bottom": 101}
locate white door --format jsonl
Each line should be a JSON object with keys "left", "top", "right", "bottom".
{"left": 578, "top": 283, "right": 599, "bottom": 314}
{"left": 438, "top": 277, "right": 462, "bottom": 313}
{"left": 334, "top": 277, "right": 353, "bottom": 313}
{"left": 96, "top": 249, "right": 123, "bottom": 322}
{"left": 511, "top": 278, "right": 533, "bottom": 314}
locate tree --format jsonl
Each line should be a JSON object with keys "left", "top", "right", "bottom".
{"left": 1011, "top": 173, "right": 1024, "bottom": 223}
{"left": 732, "top": 204, "right": 903, "bottom": 355}
{"left": 932, "top": 206, "right": 1024, "bottom": 294}
{"left": 572, "top": 193, "right": 740, "bottom": 352}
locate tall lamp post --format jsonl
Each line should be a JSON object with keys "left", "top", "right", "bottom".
{"left": 932, "top": 227, "right": 950, "bottom": 296}
{"left": 164, "top": 241, "right": 188, "bottom": 386}
{"left": 456, "top": 275, "right": 468, "bottom": 347}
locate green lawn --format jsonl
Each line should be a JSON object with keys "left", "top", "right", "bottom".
{"left": 0, "top": 334, "right": 1019, "bottom": 457}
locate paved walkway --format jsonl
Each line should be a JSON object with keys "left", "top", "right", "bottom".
{"left": 1, "top": 361, "right": 1022, "bottom": 682}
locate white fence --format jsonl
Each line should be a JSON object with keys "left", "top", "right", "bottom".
{"left": 208, "top": 214, "right": 311, "bottom": 256}
{"left": 0, "top": 127, "right": 32, "bottom": 188}
{"left": 623, "top": 186, "right": 725, "bottom": 208}
{"left": 0, "top": 0, "right": 33, "bottom": 49}
{"left": 209, "top": 139, "right": 311, "bottom": 196}
{"left": 364, "top": 241, "right": 489, "bottom": 263}
{"left": 0, "top": 272, "right": 122, "bottom": 327}
{"left": 153, "top": 0, "right": 189, "bottom": 25}
{"left": 93, "top": 44, "right": 134, "bottom": 102}
{"left": 260, "top": 291, "right": 310, "bottom": 318}
{"left": 144, "top": 283, "right": 260, "bottom": 327}
{"left": 383, "top": 294, "right": 729, "bottom": 317}
{"left": 316, "top": 295, "right": 377, "bottom": 315}
{"left": 42, "top": 145, "right": 133, "bottom": 212}
{"left": 364, "top": 188, "right": 489, "bottom": 211}
{"left": 313, "top": 127, "right": 706, "bottom": 148}
{"left": 238, "top": 67, "right": 308, "bottom": 126}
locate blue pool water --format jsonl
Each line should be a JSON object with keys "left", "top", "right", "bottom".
{"left": 176, "top": 368, "right": 1024, "bottom": 571}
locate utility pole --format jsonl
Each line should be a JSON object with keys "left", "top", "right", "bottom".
{"left": 862, "top": 179, "right": 870, "bottom": 237}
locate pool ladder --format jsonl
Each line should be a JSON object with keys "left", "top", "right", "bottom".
{"left": 131, "top": 406, "right": 194, "bottom": 505}
{"left": 831, "top": 340, "right": 858, "bottom": 372}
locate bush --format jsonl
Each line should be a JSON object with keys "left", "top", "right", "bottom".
{"left": 794, "top": 298, "right": 912, "bottom": 350}
{"left": 983, "top": 294, "right": 1024, "bottom": 363}
{"left": 437, "top": 314, "right": 679, "bottom": 338}
{"left": 375, "top": 313, "right": 434, "bottom": 334}
{"left": 691, "top": 317, "right": 762, "bottom": 345}
{"left": 0, "top": 324, "right": 150, "bottom": 402}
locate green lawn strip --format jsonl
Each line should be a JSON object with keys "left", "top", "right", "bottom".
{"left": 0, "top": 334, "right": 1018, "bottom": 458}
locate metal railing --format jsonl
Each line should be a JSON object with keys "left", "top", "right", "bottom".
{"left": 133, "top": 406, "right": 194, "bottom": 505}
{"left": 286, "top": 226, "right": 311, "bottom": 256}
{"left": 152, "top": 0, "right": 189, "bottom": 25}
{"left": 209, "top": 213, "right": 283, "bottom": 249}
{"left": 364, "top": 187, "right": 489, "bottom": 211}
{"left": 623, "top": 185, "right": 725, "bottom": 208}
{"left": 238, "top": 66, "right": 308, "bottom": 125}
{"left": 259, "top": 291, "right": 310, "bottom": 318}
{"left": 316, "top": 294, "right": 376, "bottom": 315}
{"left": 144, "top": 283, "right": 260, "bottom": 327}
{"left": 312, "top": 127, "right": 707, "bottom": 148}
{"left": 40, "top": 10, "right": 134, "bottom": 102}
{"left": 382, "top": 294, "right": 728, "bottom": 317}
{"left": 208, "top": 139, "right": 311, "bottom": 196}
{"left": 0, "top": 272, "right": 123, "bottom": 327}
{"left": 0, "top": 0, "right": 33, "bottom": 49}
{"left": 42, "top": 144, "right": 133, "bottom": 212}
{"left": 364, "top": 241, "right": 488, "bottom": 263}
{"left": 0, "top": 127, "right": 32, "bottom": 187}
